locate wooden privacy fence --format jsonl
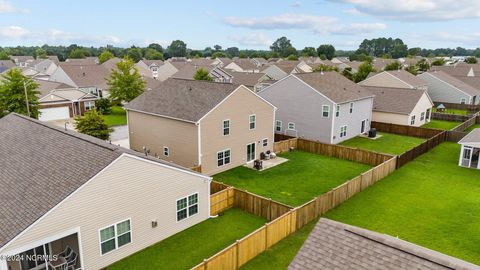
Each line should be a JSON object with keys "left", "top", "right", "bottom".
{"left": 273, "top": 137, "right": 298, "bottom": 154}
{"left": 432, "top": 112, "right": 470, "bottom": 122}
{"left": 451, "top": 113, "right": 480, "bottom": 132}
{"left": 446, "top": 130, "right": 468, "bottom": 142}
{"left": 433, "top": 102, "right": 480, "bottom": 113}
{"left": 211, "top": 181, "right": 230, "bottom": 194}
{"left": 210, "top": 187, "right": 235, "bottom": 216}
{"left": 199, "top": 157, "right": 397, "bottom": 270}
{"left": 396, "top": 131, "right": 447, "bottom": 168}
{"left": 371, "top": 121, "right": 443, "bottom": 138}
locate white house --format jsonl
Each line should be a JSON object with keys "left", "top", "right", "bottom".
{"left": 459, "top": 128, "right": 480, "bottom": 170}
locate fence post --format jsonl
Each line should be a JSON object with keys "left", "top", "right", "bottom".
{"left": 265, "top": 222, "right": 269, "bottom": 249}
{"left": 268, "top": 198, "right": 272, "bottom": 221}
{"left": 204, "top": 259, "right": 208, "bottom": 270}
{"left": 236, "top": 240, "right": 240, "bottom": 269}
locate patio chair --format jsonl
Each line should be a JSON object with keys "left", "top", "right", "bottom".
{"left": 65, "top": 251, "right": 78, "bottom": 270}
{"left": 57, "top": 246, "right": 73, "bottom": 258}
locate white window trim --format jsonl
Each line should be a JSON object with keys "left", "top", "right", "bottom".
{"left": 336, "top": 105, "right": 340, "bottom": 117}
{"left": 262, "top": 138, "right": 268, "bottom": 147}
{"left": 460, "top": 98, "right": 467, "bottom": 104}
{"left": 163, "top": 146, "right": 169, "bottom": 157}
{"left": 223, "top": 119, "right": 230, "bottom": 136}
{"left": 176, "top": 192, "right": 199, "bottom": 223}
{"left": 288, "top": 122, "right": 296, "bottom": 130}
{"left": 410, "top": 115, "right": 416, "bottom": 125}
{"left": 322, "top": 105, "right": 330, "bottom": 118}
{"left": 98, "top": 218, "right": 132, "bottom": 256}
{"left": 275, "top": 120, "right": 282, "bottom": 132}
{"left": 340, "top": 125, "right": 348, "bottom": 138}
{"left": 349, "top": 102, "right": 354, "bottom": 114}
{"left": 85, "top": 101, "right": 95, "bottom": 111}
{"left": 249, "top": 114, "right": 256, "bottom": 130}
{"left": 420, "top": 112, "right": 425, "bottom": 121}
{"left": 217, "top": 149, "right": 231, "bottom": 167}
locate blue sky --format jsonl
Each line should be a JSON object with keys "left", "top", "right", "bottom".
{"left": 1, "top": 0, "right": 479, "bottom": 50}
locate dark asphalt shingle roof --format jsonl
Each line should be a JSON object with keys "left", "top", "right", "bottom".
{"left": 0, "top": 113, "right": 202, "bottom": 249}
{"left": 289, "top": 218, "right": 479, "bottom": 270}
{"left": 294, "top": 72, "right": 374, "bottom": 103}
{"left": 125, "top": 78, "right": 240, "bottom": 122}
{"left": 363, "top": 86, "right": 431, "bottom": 115}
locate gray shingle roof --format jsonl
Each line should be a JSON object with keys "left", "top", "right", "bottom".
{"left": 294, "top": 72, "right": 374, "bottom": 103}
{"left": 0, "top": 113, "right": 202, "bottom": 249}
{"left": 459, "top": 129, "right": 480, "bottom": 144}
{"left": 422, "top": 71, "right": 480, "bottom": 96}
{"left": 59, "top": 65, "right": 110, "bottom": 89}
{"left": 289, "top": 218, "right": 479, "bottom": 270}
{"left": 125, "top": 78, "right": 240, "bottom": 122}
{"left": 363, "top": 86, "right": 431, "bottom": 115}
{"left": 229, "top": 71, "right": 266, "bottom": 87}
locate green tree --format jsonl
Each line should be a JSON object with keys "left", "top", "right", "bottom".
{"left": 96, "top": 98, "right": 112, "bottom": 114}
{"left": 126, "top": 47, "right": 143, "bottom": 62}
{"left": 408, "top": 47, "right": 422, "bottom": 57}
{"left": 147, "top": 43, "right": 163, "bottom": 53}
{"left": 302, "top": 47, "right": 316, "bottom": 57}
{"left": 317, "top": 44, "right": 335, "bottom": 60}
{"left": 213, "top": 45, "right": 222, "bottom": 51}
{"left": 384, "top": 61, "right": 402, "bottom": 71}
{"left": 465, "top": 57, "right": 477, "bottom": 64}
{"left": 98, "top": 50, "right": 115, "bottom": 64}
{"left": 312, "top": 64, "right": 339, "bottom": 72}
{"left": 353, "top": 62, "right": 375, "bottom": 83}
{"left": 405, "top": 65, "right": 418, "bottom": 75}
{"left": 416, "top": 58, "right": 430, "bottom": 72}
{"left": 0, "top": 68, "right": 40, "bottom": 118}
{"left": 107, "top": 57, "right": 145, "bottom": 103}
{"left": 74, "top": 110, "right": 112, "bottom": 140}
{"left": 287, "top": 54, "right": 298, "bottom": 60}
{"left": 35, "top": 48, "right": 47, "bottom": 59}
{"left": 0, "top": 51, "right": 10, "bottom": 60}
{"left": 144, "top": 48, "right": 164, "bottom": 60}
{"left": 431, "top": 58, "right": 446, "bottom": 66}
{"left": 168, "top": 40, "right": 187, "bottom": 57}
{"left": 212, "top": 51, "right": 226, "bottom": 59}
{"left": 193, "top": 68, "right": 213, "bottom": 81}
{"left": 68, "top": 48, "right": 86, "bottom": 59}
{"left": 270, "top": 37, "right": 296, "bottom": 58}
{"left": 225, "top": 47, "right": 239, "bottom": 57}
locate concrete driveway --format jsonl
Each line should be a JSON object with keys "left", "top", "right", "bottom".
{"left": 47, "top": 119, "right": 75, "bottom": 131}
{"left": 111, "top": 125, "right": 129, "bottom": 148}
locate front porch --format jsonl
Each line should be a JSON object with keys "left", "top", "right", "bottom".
{"left": 6, "top": 233, "right": 81, "bottom": 270}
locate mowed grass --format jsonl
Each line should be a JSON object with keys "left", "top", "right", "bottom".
{"left": 103, "top": 106, "right": 127, "bottom": 127}
{"left": 464, "top": 124, "right": 480, "bottom": 133}
{"left": 433, "top": 108, "right": 469, "bottom": 115}
{"left": 325, "top": 143, "right": 480, "bottom": 265}
{"left": 240, "top": 218, "right": 319, "bottom": 270}
{"left": 107, "top": 209, "right": 266, "bottom": 270}
{"left": 340, "top": 132, "right": 425, "bottom": 155}
{"left": 214, "top": 151, "right": 371, "bottom": 206}
{"left": 422, "top": 119, "right": 461, "bottom": 130}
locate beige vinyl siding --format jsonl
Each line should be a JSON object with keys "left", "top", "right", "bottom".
{"left": 2, "top": 155, "right": 209, "bottom": 270}
{"left": 200, "top": 86, "right": 275, "bottom": 175}
{"left": 409, "top": 93, "right": 434, "bottom": 127}
{"left": 359, "top": 72, "right": 412, "bottom": 89}
{"left": 128, "top": 110, "right": 199, "bottom": 168}
{"left": 372, "top": 111, "right": 410, "bottom": 125}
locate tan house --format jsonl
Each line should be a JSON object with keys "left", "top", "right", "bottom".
{"left": 362, "top": 86, "right": 434, "bottom": 127}
{"left": 359, "top": 70, "right": 428, "bottom": 90}
{"left": 125, "top": 78, "right": 276, "bottom": 175}
{"left": 0, "top": 113, "right": 211, "bottom": 270}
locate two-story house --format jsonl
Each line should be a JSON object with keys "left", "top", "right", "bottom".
{"left": 259, "top": 72, "right": 374, "bottom": 144}
{"left": 125, "top": 78, "right": 276, "bottom": 175}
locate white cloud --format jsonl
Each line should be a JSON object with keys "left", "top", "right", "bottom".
{"left": 0, "top": 26, "right": 122, "bottom": 46}
{"left": 228, "top": 32, "right": 273, "bottom": 47}
{"left": 290, "top": 1, "right": 302, "bottom": 7}
{"left": 343, "top": 8, "right": 362, "bottom": 15}
{"left": 0, "top": 0, "right": 29, "bottom": 13}
{"left": 426, "top": 32, "right": 480, "bottom": 46}
{"left": 223, "top": 13, "right": 386, "bottom": 35}
{"left": 330, "top": 0, "right": 480, "bottom": 21}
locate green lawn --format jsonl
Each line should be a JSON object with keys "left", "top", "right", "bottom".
{"left": 240, "top": 218, "right": 318, "bottom": 270}
{"left": 325, "top": 143, "right": 480, "bottom": 265}
{"left": 107, "top": 209, "right": 266, "bottom": 270}
{"left": 422, "top": 119, "right": 461, "bottom": 130}
{"left": 433, "top": 108, "right": 469, "bottom": 115}
{"left": 340, "top": 132, "right": 425, "bottom": 155}
{"left": 464, "top": 124, "right": 480, "bottom": 133}
{"left": 103, "top": 106, "right": 127, "bottom": 127}
{"left": 214, "top": 151, "right": 372, "bottom": 206}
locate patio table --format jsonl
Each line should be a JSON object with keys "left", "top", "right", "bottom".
{"left": 49, "top": 256, "right": 67, "bottom": 270}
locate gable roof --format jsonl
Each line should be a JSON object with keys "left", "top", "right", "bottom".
{"left": 172, "top": 63, "right": 216, "bottom": 80}
{"left": 459, "top": 128, "right": 480, "bottom": 144}
{"left": 231, "top": 59, "right": 257, "bottom": 71}
{"left": 363, "top": 86, "right": 431, "bottom": 115}
{"left": 59, "top": 65, "right": 110, "bottom": 89}
{"left": 289, "top": 218, "right": 479, "bottom": 270}
{"left": 229, "top": 71, "right": 266, "bottom": 87}
{"left": 273, "top": 60, "right": 301, "bottom": 73}
{"left": 0, "top": 60, "right": 15, "bottom": 72}
{"left": 34, "top": 79, "right": 75, "bottom": 98}
{"left": 0, "top": 113, "right": 205, "bottom": 250}
{"left": 363, "top": 70, "right": 427, "bottom": 89}
{"left": 422, "top": 71, "right": 479, "bottom": 96}
{"left": 140, "top": 59, "right": 164, "bottom": 67}
{"left": 125, "top": 78, "right": 240, "bottom": 122}
{"left": 293, "top": 72, "right": 374, "bottom": 103}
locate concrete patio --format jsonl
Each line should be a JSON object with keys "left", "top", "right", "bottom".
{"left": 244, "top": 156, "right": 289, "bottom": 171}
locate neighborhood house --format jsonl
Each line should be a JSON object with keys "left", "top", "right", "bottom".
{"left": 459, "top": 129, "right": 480, "bottom": 170}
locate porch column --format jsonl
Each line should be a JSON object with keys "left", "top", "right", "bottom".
{"left": 0, "top": 256, "right": 8, "bottom": 270}
{"left": 459, "top": 145, "right": 464, "bottom": 166}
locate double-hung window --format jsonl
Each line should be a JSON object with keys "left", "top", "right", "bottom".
{"left": 410, "top": 115, "right": 416, "bottom": 125}
{"left": 420, "top": 112, "right": 425, "bottom": 121}
{"left": 262, "top": 138, "right": 268, "bottom": 147}
{"left": 336, "top": 105, "right": 340, "bottom": 117}
{"left": 349, "top": 102, "right": 354, "bottom": 113}
{"left": 85, "top": 101, "right": 95, "bottom": 111}
{"left": 249, "top": 115, "right": 256, "bottom": 130}
{"left": 340, "top": 126, "right": 347, "bottom": 138}
{"left": 217, "top": 149, "right": 231, "bottom": 167}
{"left": 322, "top": 105, "right": 330, "bottom": 118}
{"left": 176, "top": 193, "right": 199, "bottom": 222}
{"left": 275, "top": 120, "right": 282, "bottom": 132}
{"left": 288, "top": 122, "right": 296, "bottom": 130}
{"left": 163, "top": 147, "right": 169, "bottom": 157}
{"left": 223, "top": 120, "right": 230, "bottom": 136}
{"left": 460, "top": 98, "right": 467, "bottom": 104}
{"left": 100, "top": 219, "right": 131, "bottom": 255}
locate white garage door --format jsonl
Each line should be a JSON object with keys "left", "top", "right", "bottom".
{"left": 39, "top": 106, "right": 70, "bottom": 121}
